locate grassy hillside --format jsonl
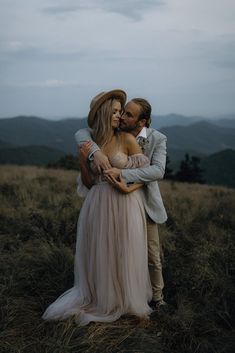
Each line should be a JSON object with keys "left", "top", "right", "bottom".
{"left": 0, "top": 166, "right": 234, "bottom": 353}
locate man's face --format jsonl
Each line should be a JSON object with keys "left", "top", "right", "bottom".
{"left": 119, "top": 101, "right": 141, "bottom": 133}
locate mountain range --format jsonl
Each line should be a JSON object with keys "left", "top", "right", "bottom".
{"left": 152, "top": 113, "right": 235, "bottom": 129}
{"left": 1, "top": 115, "right": 235, "bottom": 156}
{"left": 0, "top": 114, "right": 234, "bottom": 187}
{"left": 0, "top": 145, "right": 65, "bottom": 166}
{"left": 0, "top": 116, "right": 87, "bottom": 154}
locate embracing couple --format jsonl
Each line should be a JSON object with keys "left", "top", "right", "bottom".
{"left": 42, "top": 89, "right": 167, "bottom": 326}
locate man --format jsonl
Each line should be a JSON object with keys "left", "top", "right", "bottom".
{"left": 75, "top": 97, "right": 167, "bottom": 310}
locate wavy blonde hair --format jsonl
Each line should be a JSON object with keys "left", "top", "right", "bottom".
{"left": 91, "top": 98, "right": 121, "bottom": 147}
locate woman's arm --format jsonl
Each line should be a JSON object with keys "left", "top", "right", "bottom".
{"left": 80, "top": 161, "right": 94, "bottom": 189}
{"left": 106, "top": 175, "right": 143, "bottom": 194}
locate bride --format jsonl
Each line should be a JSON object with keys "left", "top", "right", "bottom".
{"left": 42, "top": 89, "right": 152, "bottom": 325}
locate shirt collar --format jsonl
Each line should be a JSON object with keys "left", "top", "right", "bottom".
{"left": 136, "top": 127, "right": 147, "bottom": 140}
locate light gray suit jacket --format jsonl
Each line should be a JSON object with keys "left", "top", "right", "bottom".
{"left": 74, "top": 128, "right": 167, "bottom": 224}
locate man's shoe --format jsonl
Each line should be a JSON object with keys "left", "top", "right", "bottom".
{"left": 149, "top": 299, "right": 168, "bottom": 312}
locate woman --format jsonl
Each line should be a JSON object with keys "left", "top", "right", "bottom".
{"left": 42, "top": 89, "right": 152, "bottom": 325}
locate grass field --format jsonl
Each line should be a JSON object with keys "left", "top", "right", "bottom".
{"left": 0, "top": 165, "right": 234, "bottom": 353}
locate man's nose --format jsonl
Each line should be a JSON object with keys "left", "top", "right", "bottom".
{"left": 120, "top": 112, "right": 125, "bottom": 120}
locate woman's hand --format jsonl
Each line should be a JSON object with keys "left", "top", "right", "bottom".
{"left": 105, "top": 175, "right": 129, "bottom": 193}
{"left": 78, "top": 141, "right": 93, "bottom": 162}
{"left": 103, "top": 167, "right": 121, "bottom": 179}
{"left": 93, "top": 151, "right": 112, "bottom": 173}
{"left": 106, "top": 174, "right": 143, "bottom": 194}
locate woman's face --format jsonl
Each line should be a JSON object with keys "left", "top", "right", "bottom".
{"left": 111, "top": 100, "right": 122, "bottom": 128}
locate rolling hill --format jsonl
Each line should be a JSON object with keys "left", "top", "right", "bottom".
{"left": 1, "top": 116, "right": 235, "bottom": 158}
{"left": 0, "top": 145, "right": 65, "bottom": 166}
{"left": 160, "top": 121, "right": 235, "bottom": 155}
{"left": 151, "top": 113, "right": 235, "bottom": 129}
{"left": 201, "top": 149, "right": 235, "bottom": 188}
{"left": 0, "top": 115, "right": 235, "bottom": 187}
{"left": 0, "top": 116, "right": 87, "bottom": 154}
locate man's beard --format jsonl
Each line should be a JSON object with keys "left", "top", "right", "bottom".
{"left": 119, "top": 123, "right": 138, "bottom": 132}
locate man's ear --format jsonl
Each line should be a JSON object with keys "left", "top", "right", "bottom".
{"left": 138, "top": 119, "right": 146, "bottom": 127}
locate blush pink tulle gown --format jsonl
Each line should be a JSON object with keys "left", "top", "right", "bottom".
{"left": 42, "top": 153, "right": 152, "bottom": 325}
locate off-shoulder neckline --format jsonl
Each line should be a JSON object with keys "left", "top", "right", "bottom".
{"left": 108, "top": 151, "right": 144, "bottom": 160}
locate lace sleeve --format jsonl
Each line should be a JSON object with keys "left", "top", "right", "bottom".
{"left": 76, "top": 175, "right": 89, "bottom": 198}
{"left": 124, "top": 153, "right": 150, "bottom": 169}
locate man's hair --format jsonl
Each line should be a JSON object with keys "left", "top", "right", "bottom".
{"left": 132, "top": 98, "right": 152, "bottom": 128}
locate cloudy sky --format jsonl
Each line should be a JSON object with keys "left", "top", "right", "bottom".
{"left": 0, "top": 0, "right": 235, "bottom": 118}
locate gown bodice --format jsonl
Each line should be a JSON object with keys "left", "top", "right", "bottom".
{"left": 77, "top": 152, "right": 149, "bottom": 196}
{"left": 90, "top": 152, "right": 149, "bottom": 184}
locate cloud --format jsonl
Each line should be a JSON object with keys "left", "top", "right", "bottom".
{"left": 41, "top": 5, "right": 81, "bottom": 15}
{"left": 213, "top": 37, "right": 235, "bottom": 70}
{"left": 0, "top": 79, "right": 82, "bottom": 88}
{"left": 0, "top": 0, "right": 235, "bottom": 117}
{"left": 0, "top": 45, "right": 83, "bottom": 61}
{"left": 97, "top": 0, "right": 165, "bottom": 20}
{"left": 0, "top": 44, "right": 122, "bottom": 63}
{"left": 41, "top": 0, "right": 165, "bottom": 20}
{"left": 193, "top": 34, "right": 235, "bottom": 70}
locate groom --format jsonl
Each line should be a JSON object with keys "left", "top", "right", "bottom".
{"left": 75, "top": 97, "right": 168, "bottom": 310}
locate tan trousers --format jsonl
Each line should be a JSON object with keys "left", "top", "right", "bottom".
{"left": 147, "top": 216, "right": 164, "bottom": 301}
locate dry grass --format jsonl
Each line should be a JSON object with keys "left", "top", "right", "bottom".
{"left": 0, "top": 166, "right": 234, "bottom": 353}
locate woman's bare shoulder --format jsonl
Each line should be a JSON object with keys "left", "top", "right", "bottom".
{"left": 118, "top": 131, "right": 141, "bottom": 154}
{"left": 118, "top": 131, "right": 136, "bottom": 144}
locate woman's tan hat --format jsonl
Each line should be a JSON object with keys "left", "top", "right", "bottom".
{"left": 88, "top": 89, "right": 127, "bottom": 127}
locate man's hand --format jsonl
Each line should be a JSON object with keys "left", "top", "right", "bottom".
{"left": 103, "top": 167, "right": 121, "bottom": 179}
{"left": 93, "top": 150, "right": 112, "bottom": 173}
{"left": 78, "top": 141, "right": 93, "bottom": 162}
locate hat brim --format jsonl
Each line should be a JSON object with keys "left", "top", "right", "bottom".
{"left": 88, "top": 89, "right": 127, "bottom": 128}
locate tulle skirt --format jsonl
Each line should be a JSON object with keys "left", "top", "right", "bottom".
{"left": 42, "top": 182, "right": 152, "bottom": 325}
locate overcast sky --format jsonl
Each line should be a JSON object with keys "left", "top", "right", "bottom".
{"left": 0, "top": 0, "right": 235, "bottom": 118}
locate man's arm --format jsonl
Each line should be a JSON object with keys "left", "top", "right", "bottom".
{"left": 121, "top": 135, "right": 167, "bottom": 184}
{"left": 74, "top": 128, "right": 99, "bottom": 155}
{"left": 75, "top": 128, "right": 112, "bottom": 171}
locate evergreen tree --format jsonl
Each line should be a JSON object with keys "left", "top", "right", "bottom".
{"left": 165, "top": 155, "right": 174, "bottom": 179}
{"left": 175, "top": 153, "right": 204, "bottom": 183}
{"left": 47, "top": 154, "right": 80, "bottom": 170}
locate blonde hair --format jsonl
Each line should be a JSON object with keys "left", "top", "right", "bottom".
{"left": 91, "top": 98, "right": 120, "bottom": 147}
